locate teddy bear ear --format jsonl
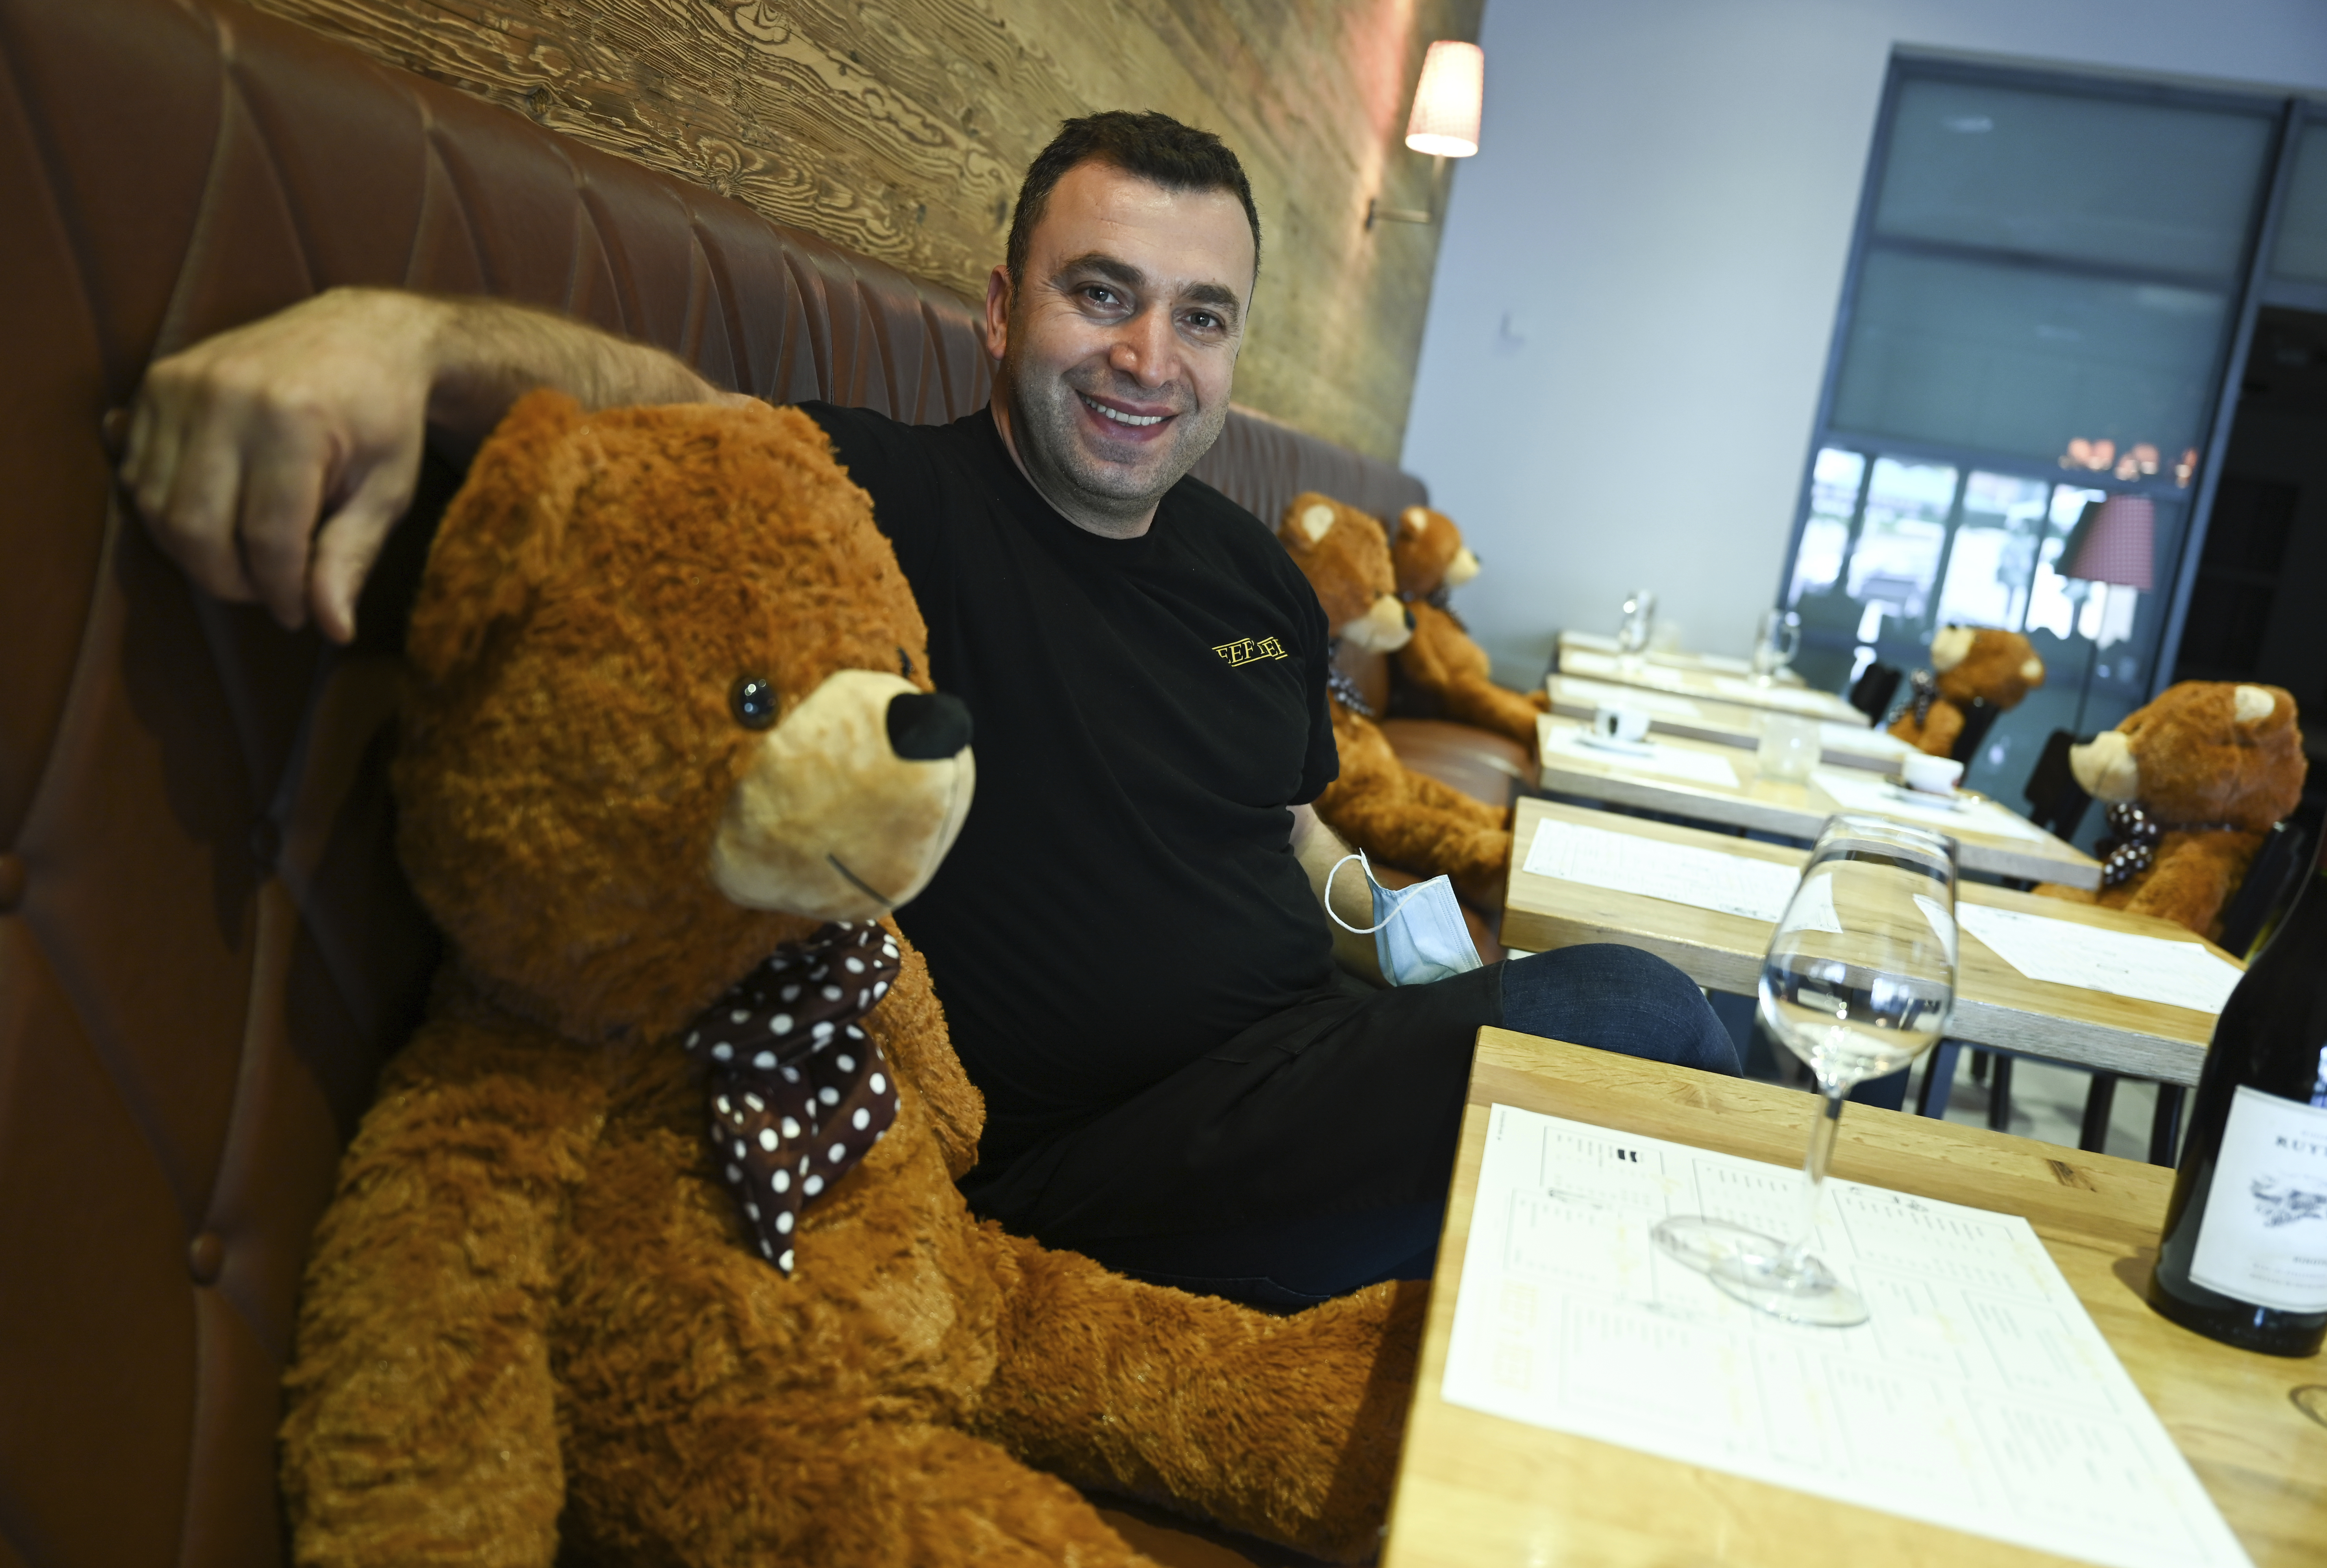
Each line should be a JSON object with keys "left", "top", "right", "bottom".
{"left": 405, "top": 389, "right": 588, "bottom": 685}
{"left": 1402, "top": 506, "right": 1429, "bottom": 533}
{"left": 2233, "top": 684, "right": 2283, "bottom": 727}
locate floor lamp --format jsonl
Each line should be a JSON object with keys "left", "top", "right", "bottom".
{"left": 2058, "top": 494, "right": 2157, "bottom": 734}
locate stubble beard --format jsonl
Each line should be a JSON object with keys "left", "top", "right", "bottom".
{"left": 1003, "top": 354, "right": 1230, "bottom": 534}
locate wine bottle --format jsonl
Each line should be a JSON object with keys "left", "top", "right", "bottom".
{"left": 2146, "top": 843, "right": 2327, "bottom": 1357}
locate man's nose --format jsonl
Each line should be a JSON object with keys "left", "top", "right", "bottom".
{"left": 1107, "top": 310, "right": 1177, "bottom": 388}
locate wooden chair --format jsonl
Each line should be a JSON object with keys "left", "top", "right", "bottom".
{"left": 1847, "top": 661, "right": 1903, "bottom": 723}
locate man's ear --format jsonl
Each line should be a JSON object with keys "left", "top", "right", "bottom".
{"left": 405, "top": 388, "right": 586, "bottom": 684}
{"left": 982, "top": 264, "right": 1013, "bottom": 364}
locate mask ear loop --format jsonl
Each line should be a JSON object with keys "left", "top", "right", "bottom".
{"left": 1324, "top": 849, "right": 1419, "bottom": 935}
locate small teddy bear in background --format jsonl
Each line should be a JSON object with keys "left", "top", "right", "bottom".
{"left": 2037, "top": 681, "right": 2305, "bottom": 941}
{"left": 1277, "top": 493, "right": 1513, "bottom": 911}
{"left": 1387, "top": 504, "right": 1547, "bottom": 749}
{"left": 1889, "top": 625, "right": 2046, "bottom": 757}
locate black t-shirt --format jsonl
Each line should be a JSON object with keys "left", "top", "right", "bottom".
{"left": 800, "top": 403, "right": 1340, "bottom": 1167}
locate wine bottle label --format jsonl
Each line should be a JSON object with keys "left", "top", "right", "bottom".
{"left": 2188, "top": 1084, "right": 2327, "bottom": 1313}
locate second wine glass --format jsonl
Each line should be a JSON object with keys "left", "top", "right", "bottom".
{"left": 1653, "top": 813, "right": 1958, "bottom": 1327}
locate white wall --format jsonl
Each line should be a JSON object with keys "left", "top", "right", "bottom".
{"left": 1403, "top": 0, "right": 2327, "bottom": 684}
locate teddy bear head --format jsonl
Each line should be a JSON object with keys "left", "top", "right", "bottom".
{"left": 1277, "top": 493, "right": 1411, "bottom": 653}
{"left": 2069, "top": 681, "right": 2303, "bottom": 831}
{"left": 394, "top": 391, "right": 975, "bottom": 1045}
{"left": 1390, "top": 505, "right": 1480, "bottom": 601}
{"left": 1929, "top": 625, "right": 2045, "bottom": 708}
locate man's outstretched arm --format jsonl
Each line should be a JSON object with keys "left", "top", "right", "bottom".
{"left": 117, "top": 287, "right": 751, "bottom": 642}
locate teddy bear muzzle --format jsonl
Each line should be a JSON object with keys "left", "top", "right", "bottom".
{"left": 1344, "top": 592, "right": 1415, "bottom": 653}
{"left": 2068, "top": 729, "right": 2140, "bottom": 802}
{"left": 709, "top": 668, "right": 976, "bottom": 920}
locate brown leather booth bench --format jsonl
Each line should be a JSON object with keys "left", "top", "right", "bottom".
{"left": 0, "top": 0, "right": 1518, "bottom": 1559}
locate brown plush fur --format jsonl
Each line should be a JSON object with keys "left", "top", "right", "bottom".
{"left": 1889, "top": 627, "right": 2044, "bottom": 757}
{"left": 1389, "top": 505, "right": 1546, "bottom": 748}
{"left": 280, "top": 394, "right": 1425, "bottom": 1567}
{"left": 2037, "top": 681, "right": 2306, "bottom": 941}
{"left": 1278, "top": 493, "right": 1512, "bottom": 910}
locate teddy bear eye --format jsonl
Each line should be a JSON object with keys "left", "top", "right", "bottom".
{"left": 729, "top": 676, "right": 779, "bottom": 730}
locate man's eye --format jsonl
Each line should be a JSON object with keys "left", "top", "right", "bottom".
{"left": 1084, "top": 287, "right": 1121, "bottom": 307}
{"left": 1185, "top": 312, "right": 1221, "bottom": 332}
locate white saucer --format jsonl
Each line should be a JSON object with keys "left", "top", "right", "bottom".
{"left": 1883, "top": 780, "right": 1969, "bottom": 811}
{"left": 1576, "top": 732, "right": 1655, "bottom": 758}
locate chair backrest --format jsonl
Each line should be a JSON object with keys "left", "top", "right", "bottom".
{"left": 2022, "top": 729, "right": 2093, "bottom": 840}
{"left": 2218, "top": 819, "right": 2310, "bottom": 958}
{"left": 0, "top": 0, "right": 1425, "bottom": 1561}
{"left": 1848, "top": 662, "right": 1902, "bottom": 722}
{"left": 1949, "top": 697, "right": 2004, "bottom": 766}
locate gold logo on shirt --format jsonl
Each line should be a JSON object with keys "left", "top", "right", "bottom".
{"left": 1213, "top": 636, "right": 1287, "bottom": 667}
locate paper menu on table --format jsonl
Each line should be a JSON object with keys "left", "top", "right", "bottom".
{"left": 1523, "top": 817, "right": 1801, "bottom": 922}
{"left": 1811, "top": 768, "right": 2054, "bottom": 842}
{"left": 1542, "top": 728, "right": 1741, "bottom": 788}
{"left": 1441, "top": 1105, "right": 2252, "bottom": 1568}
{"left": 1956, "top": 904, "right": 2245, "bottom": 1014}
{"left": 1709, "top": 674, "right": 1841, "bottom": 713}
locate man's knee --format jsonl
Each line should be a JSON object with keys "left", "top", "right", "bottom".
{"left": 1499, "top": 944, "right": 1742, "bottom": 1077}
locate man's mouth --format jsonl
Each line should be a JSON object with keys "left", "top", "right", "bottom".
{"left": 1078, "top": 391, "right": 1171, "bottom": 429}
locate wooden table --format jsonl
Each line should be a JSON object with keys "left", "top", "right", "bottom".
{"left": 1546, "top": 672, "right": 1917, "bottom": 773}
{"left": 1557, "top": 628, "right": 1759, "bottom": 676}
{"left": 1535, "top": 712, "right": 2103, "bottom": 889}
{"left": 1555, "top": 642, "right": 1870, "bottom": 727}
{"left": 1378, "top": 1032, "right": 2327, "bottom": 1568}
{"left": 1504, "top": 798, "right": 2226, "bottom": 1090}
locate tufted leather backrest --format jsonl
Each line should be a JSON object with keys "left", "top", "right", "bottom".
{"left": 0, "top": 0, "right": 1425, "bottom": 1561}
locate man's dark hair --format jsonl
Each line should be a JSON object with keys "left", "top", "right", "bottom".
{"left": 1005, "top": 111, "right": 1262, "bottom": 289}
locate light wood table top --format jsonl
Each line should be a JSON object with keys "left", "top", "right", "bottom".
{"left": 1545, "top": 671, "right": 1917, "bottom": 773}
{"left": 1503, "top": 798, "right": 2229, "bottom": 1085}
{"left": 1555, "top": 641, "right": 1870, "bottom": 727}
{"left": 1535, "top": 712, "right": 2103, "bottom": 889}
{"left": 1379, "top": 1032, "right": 2327, "bottom": 1568}
{"left": 1558, "top": 628, "right": 1759, "bottom": 675}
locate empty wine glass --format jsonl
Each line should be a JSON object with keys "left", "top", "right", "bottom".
{"left": 1616, "top": 589, "right": 1656, "bottom": 666}
{"left": 1750, "top": 607, "right": 1801, "bottom": 686}
{"left": 1653, "top": 814, "right": 1957, "bottom": 1326}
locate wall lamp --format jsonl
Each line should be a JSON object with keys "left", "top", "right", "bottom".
{"left": 1368, "top": 40, "right": 1484, "bottom": 230}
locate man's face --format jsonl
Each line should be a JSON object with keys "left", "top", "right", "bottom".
{"left": 984, "top": 159, "right": 1255, "bottom": 536}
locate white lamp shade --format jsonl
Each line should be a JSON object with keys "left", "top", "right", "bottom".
{"left": 1405, "top": 41, "right": 1484, "bottom": 157}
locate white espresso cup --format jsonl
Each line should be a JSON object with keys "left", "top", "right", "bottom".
{"left": 1900, "top": 753, "right": 1965, "bottom": 796}
{"left": 1592, "top": 705, "right": 1650, "bottom": 743}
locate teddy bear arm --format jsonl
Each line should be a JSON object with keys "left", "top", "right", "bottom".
{"left": 2121, "top": 833, "right": 2257, "bottom": 940}
{"left": 1888, "top": 702, "right": 1963, "bottom": 758}
{"left": 1313, "top": 779, "right": 1511, "bottom": 913}
{"left": 973, "top": 1228, "right": 1427, "bottom": 1564}
{"left": 279, "top": 1015, "right": 610, "bottom": 1568}
{"left": 862, "top": 930, "right": 985, "bottom": 1180}
{"left": 1434, "top": 671, "right": 1550, "bottom": 750}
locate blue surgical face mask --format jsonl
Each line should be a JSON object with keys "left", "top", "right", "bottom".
{"left": 1325, "top": 850, "right": 1485, "bottom": 987}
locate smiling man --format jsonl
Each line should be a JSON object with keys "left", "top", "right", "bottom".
{"left": 122, "top": 112, "right": 1737, "bottom": 1307}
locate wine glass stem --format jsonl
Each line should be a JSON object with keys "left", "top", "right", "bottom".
{"left": 1784, "top": 1084, "right": 1850, "bottom": 1271}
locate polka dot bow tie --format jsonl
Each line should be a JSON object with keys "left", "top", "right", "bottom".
{"left": 682, "top": 922, "right": 902, "bottom": 1275}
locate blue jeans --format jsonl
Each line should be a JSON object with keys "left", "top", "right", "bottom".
{"left": 967, "top": 945, "right": 1739, "bottom": 1308}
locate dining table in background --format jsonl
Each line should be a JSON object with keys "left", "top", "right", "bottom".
{"left": 1553, "top": 634, "right": 1870, "bottom": 728}
{"left": 1544, "top": 672, "right": 1918, "bottom": 773}
{"left": 1533, "top": 712, "right": 2102, "bottom": 889}
{"left": 1377, "top": 1032, "right": 2327, "bottom": 1568}
{"left": 1504, "top": 797, "right": 2225, "bottom": 1159}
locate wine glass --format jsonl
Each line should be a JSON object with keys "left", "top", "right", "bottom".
{"left": 1750, "top": 607, "right": 1801, "bottom": 686}
{"left": 1653, "top": 814, "right": 1957, "bottom": 1326}
{"left": 1616, "top": 589, "right": 1656, "bottom": 668}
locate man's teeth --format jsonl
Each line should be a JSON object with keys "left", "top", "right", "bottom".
{"left": 1085, "top": 396, "right": 1164, "bottom": 427}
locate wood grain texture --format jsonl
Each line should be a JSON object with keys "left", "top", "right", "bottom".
{"left": 1533, "top": 712, "right": 2105, "bottom": 888}
{"left": 1502, "top": 798, "right": 2229, "bottom": 1084}
{"left": 244, "top": 0, "right": 1482, "bottom": 460}
{"left": 1380, "top": 1032, "right": 2327, "bottom": 1568}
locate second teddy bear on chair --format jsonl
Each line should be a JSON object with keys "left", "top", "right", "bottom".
{"left": 1279, "top": 493, "right": 1513, "bottom": 911}
{"left": 1387, "top": 504, "right": 1547, "bottom": 749}
{"left": 1889, "top": 625, "right": 2045, "bottom": 757}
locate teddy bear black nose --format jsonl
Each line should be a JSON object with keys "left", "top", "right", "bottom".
{"left": 886, "top": 691, "right": 973, "bottom": 760}
{"left": 1403, "top": 606, "right": 1417, "bottom": 630}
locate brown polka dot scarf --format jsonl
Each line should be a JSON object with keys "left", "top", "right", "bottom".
{"left": 681, "top": 921, "right": 902, "bottom": 1275}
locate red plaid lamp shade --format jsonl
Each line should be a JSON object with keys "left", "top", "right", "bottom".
{"left": 2060, "top": 496, "right": 2156, "bottom": 590}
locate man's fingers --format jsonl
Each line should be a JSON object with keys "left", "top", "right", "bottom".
{"left": 238, "top": 423, "right": 333, "bottom": 631}
{"left": 308, "top": 464, "right": 415, "bottom": 645}
{"left": 152, "top": 409, "right": 265, "bottom": 605}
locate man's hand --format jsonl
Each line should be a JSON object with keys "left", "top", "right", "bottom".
{"left": 118, "top": 289, "right": 448, "bottom": 642}
{"left": 117, "top": 287, "right": 743, "bottom": 642}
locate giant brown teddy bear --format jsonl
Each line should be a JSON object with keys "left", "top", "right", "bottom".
{"left": 1389, "top": 503, "right": 1547, "bottom": 749}
{"left": 2038, "top": 680, "right": 2305, "bottom": 942}
{"left": 1278, "top": 492, "right": 1513, "bottom": 910}
{"left": 1889, "top": 625, "right": 2045, "bottom": 757}
{"left": 279, "top": 393, "right": 1423, "bottom": 1566}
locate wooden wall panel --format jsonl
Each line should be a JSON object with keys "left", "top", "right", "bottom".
{"left": 246, "top": 0, "right": 1484, "bottom": 462}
